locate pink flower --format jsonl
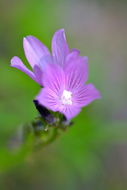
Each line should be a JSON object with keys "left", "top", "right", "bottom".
{"left": 11, "top": 29, "right": 101, "bottom": 120}
{"left": 36, "top": 60, "right": 101, "bottom": 120}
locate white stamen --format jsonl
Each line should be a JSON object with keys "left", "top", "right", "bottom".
{"left": 61, "top": 90, "right": 72, "bottom": 105}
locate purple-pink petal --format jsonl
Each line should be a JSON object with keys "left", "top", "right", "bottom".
{"left": 65, "top": 49, "right": 80, "bottom": 64}
{"left": 59, "top": 105, "right": 81, "bottom": 120}
{"left": 52, "top": 29, "right": 69, "bottom": 67}
{"left": 37, "top": 55, "right": 53, "bottom": 71}
{"left": 36, "top": 87, "right": 59, "bottom": 112}
{"left": 65, "top": 56, "right": 88, "bottom": 91}
{"left": 23, "top": 35, "right": 50, "bottom": 69}
{"left": 73, "top": 83, "right": 101, "bottom": 107}
{"left": 42, "top": 64, "right": 65, "bottom": 93}
{"left": 33, "top": 65, "right": 43, "bottom": 86}
{"left": 11, "top": 56, "right": 37, "bottom": 82}
{"left": 36, "top": 87, "right": 81, "bottom": 120}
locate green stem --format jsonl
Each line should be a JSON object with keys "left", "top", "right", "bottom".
{"left": 45, "top": 127, "right": 58, "bottom": 145}
{"left": 34, "top": 127, "right": 59, "bottom": 151}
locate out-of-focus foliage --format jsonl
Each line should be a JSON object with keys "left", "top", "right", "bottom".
{"left": 0, "top": 0, "right": 127, "bottom": 190}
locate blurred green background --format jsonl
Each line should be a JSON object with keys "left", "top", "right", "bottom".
{"left": 0, "top": 0, "right": 127, "bottom": 189}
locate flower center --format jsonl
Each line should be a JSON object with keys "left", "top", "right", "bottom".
{"left": 61, "top": 90, "right": 72, "bottom": 105}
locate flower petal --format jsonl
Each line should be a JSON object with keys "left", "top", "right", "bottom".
{"left": 42, "top": 64, "right": 65, "bottom": 94}
{"left": 52, "top": 29, "right": 69, "bottom": 67}
{"left": 23, "top": 35, "right": 50, "bottom": 68}
{"left": 59, "top": 105, "right": 81, "bottom": 120}
{"left": 36, "top": 87, "right": 59, "bottom": 112}
{"left": 73, "top": 83, "right": 101, "bottom": 107}
{"left": 36, "top": 87, "right": 81, "bottom": 120}
{"left": 33, "top": 55, "right": 53, "bottom": 86}
{"left": 65, "top": 49, "right": 80, "bottom": 64}
{"left": 65, "top": 56, "right": 88, "bottom": 91}
{"left": 33, "top": 65, "right": 43, "bottom": 86}
{"left": 36, "top": 64, "right": 65, "bottom": 112}
{"left": 11, "top": 56, "right": 37, "bottom": 82}
{"left": 37, "top": 55, "right": 53, "bottom": 71}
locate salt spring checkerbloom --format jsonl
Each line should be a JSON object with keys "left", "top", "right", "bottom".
{"left": 11, "top": 29, "right": 101, "bottom": 120}
{"left": 11, "top": 29, "right": 71, "bottom": 86}
{"left": 36, "top": 59, "right": 101, "bottom": 120}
